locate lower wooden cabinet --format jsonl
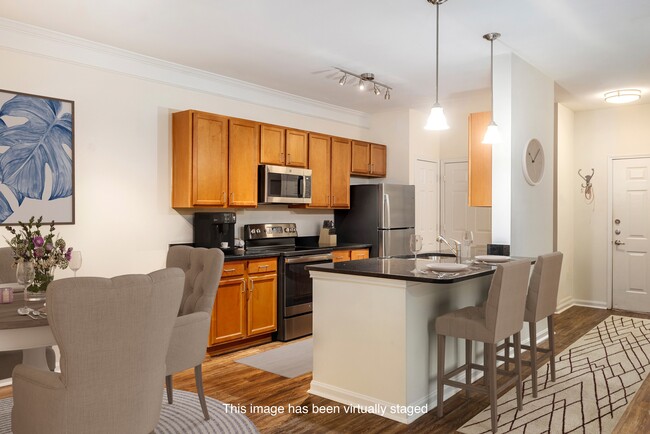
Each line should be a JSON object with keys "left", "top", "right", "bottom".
{"left": 332, "top": 248, "right": 369, "bottom": 263}
{"left": 209, "top": 258, "right": 277, "bottom": 351}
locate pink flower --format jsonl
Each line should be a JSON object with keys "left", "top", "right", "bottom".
{"left": 34, "top": 247, "right": 45, "bottom": 258}
{"left": 33, "top": 236, "right": 44, "bottom": 247}
{"left": 45, "top": 243, "right": 54, "bottom": 251}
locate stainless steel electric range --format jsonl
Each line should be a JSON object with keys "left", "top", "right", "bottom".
{"left": 243, "top": 223, "right": 333, "bottom": 341}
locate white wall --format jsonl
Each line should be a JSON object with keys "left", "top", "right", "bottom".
{"left": 491, "top": 54, "right": 554, "bottom": 256}
{"left": 367, "top": 109, "right": 411, "bottom": 185}
{"left": 556, "top": 103, "right": 575, "bottom": 310}
{"left": 570, "top": 103, "right": 650, "bottom": 305}
{"left": 0, "top": 44, "right": 370, "bottom": 278}
{"left": 438, "top": 89, "right": 490, "bottom": 161}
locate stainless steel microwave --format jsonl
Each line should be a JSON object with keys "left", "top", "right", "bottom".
{"left": 258, "top": 165, "right": 312, "bottom": 204}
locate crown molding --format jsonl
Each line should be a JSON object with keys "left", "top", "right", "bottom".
{"left": 0, "top": 18, "right": 370, "bottom": 128}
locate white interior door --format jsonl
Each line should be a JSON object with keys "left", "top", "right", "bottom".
{"left": 612, "top": 157, "right": 650, "bottom": 312}
{"left": 415, "top": 159, "right": 438, "bottom": 253}
{"left": 441, "top": 161, "right": 492, "bottom": 256}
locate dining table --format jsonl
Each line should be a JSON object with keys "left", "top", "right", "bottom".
{"left": 0, "top": 288, "right": 55, "bottom": 371}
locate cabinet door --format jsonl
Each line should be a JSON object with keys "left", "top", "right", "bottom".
{"left": 247, "top": 273, "right": 277, "bottom": 336}
{"left": 369, "top": 144, "right": 386, "bottom": 177}
{"left": 332, "top": 249, "right": 351, "bottom": 263}
{"left": 350, "top": 249, "right": 369, "bottom": 261}
{"left": 330, "top": 137, "right": 351, "bottom": 208}
{"left": 351, "top": 141, "right": 370, "bottom": 174}
{"left": 285, "top": 129, "right": 308, "bottom": 168}
{"left": 229, "top": 118, "right": 259, "bottom": 207}
{"left": 172, "top": 111, "right": 228, "bottom": 207}
{"left": 260, "top": 124, "right": 285, "bottom": 166}
{"left": 308, "top": 133, "right": 331, "bottom": 208}
{"left": 210, "top": 277, "right": 246, "bottom": 345}
{"left": 468, "top": 112, "right": 492, "bottom": 207}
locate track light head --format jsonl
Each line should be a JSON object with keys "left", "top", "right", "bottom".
{"left": 339, "top": 74, "right": 347, "bottom": 86}
{"left": 374, "top": 85, "right": 381, "bottom": 96}
{"left": 384, "top": 89, "right": 390, "bottom": 100}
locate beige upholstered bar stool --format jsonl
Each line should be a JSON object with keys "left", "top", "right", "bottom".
{"left": 502, "top": 252, "right": 563, "bottom": 398}
{"left": 436, "top": 260, "right": 531, "bottom": 433}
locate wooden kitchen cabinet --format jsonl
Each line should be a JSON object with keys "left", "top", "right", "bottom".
{"left": 330, "top": 137, "right": 351, "bottom": 207}
{"left": 307, "top": 133, "right": 331, "bottom": 208}
{"left": 172, "top": 110, "right": 229, "bottom": 207}
{"left": 468, "top": 111, "right": 492, "bottom": 207}
{"left": 285, "top": 129, "right": 308, "bottom": 167}
{"left": 208, "top": 258, "right": 278, "bottom": 353}
{"left": 351, "top": 141, "right": 386, "bottom": 177}
{"left": 228, "top": 118, "right": 259, "bottom": 207}
{"left": 332, "top": 248, "right": 369, "bottom": 263}
{"left": 259, "top": 125, "right": 308, "bottom": 168}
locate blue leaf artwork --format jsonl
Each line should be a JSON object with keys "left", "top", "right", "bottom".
{"left": 0, "top": 91, "right": 74, "bottom": 224}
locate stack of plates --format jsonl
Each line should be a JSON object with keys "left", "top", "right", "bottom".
{"left": 425, "top": 263, "right": 469, "bottom": 272}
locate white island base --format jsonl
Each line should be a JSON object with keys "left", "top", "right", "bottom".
{"left": 308, "top": 269, "right": 545, "bottom": 424}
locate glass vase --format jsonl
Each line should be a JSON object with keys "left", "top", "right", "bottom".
{"left": 24, "top": 267, "right": 54, "bottom": 302}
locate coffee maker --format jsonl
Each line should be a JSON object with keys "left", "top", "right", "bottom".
{"left": 193, "top": 212, "right": 236, "bottom": 251}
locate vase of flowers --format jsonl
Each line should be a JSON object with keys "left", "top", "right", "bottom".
{"left": 5, "top": 216, "right": 72, "bottom": 301}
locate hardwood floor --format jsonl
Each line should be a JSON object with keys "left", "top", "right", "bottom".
{"left": 2, "top": 306, "right": 649, "bottom": 433}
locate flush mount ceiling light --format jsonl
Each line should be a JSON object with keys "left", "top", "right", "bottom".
{"left": 424, "top": 0, "right": 449, "bottom": 131}
{"left": 334, "top": 67, "right": 392, "bottom": 100}
{"left": 482, "top": 32, "right": 502, "bottom": 145}
{"left": 604, "top": 89, "right": 641, "bottom": 104}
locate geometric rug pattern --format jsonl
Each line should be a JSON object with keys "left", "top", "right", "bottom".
{"left": 0, "top": 389, "right": 258, "bottom": 434}
{"left": 460, "top": 315, "right": 650, "bottom": 433}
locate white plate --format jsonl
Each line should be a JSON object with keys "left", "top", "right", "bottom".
{"left": 475, "top": 255, "right": 511, "bottom": 263}
{"left": 425, "top": 263, "right": 469, "bottom": 272}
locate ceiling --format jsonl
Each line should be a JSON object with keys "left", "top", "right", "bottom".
{"left": 2, "top": 0, "right": 649, "bottom": 114}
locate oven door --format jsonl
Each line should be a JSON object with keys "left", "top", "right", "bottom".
{"left": 283, "top": 253, "right": 332, "bottom": 317}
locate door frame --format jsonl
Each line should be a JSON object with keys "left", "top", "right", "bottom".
{"left": 440, "top": 158, "right": 468, "bottom": 238}
{"left": 607, "top": 154, "right": 650, "bottom": 309}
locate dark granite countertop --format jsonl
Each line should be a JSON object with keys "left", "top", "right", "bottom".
{"left": 222, "top": 242, "right": 371, "bottom": 262}
{"left": 306, "top": 256, "right": 534, "bottom": 284}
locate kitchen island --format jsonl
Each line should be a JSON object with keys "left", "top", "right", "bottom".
{"left": 306, "top": 256, "right": 540, "bottom": 424}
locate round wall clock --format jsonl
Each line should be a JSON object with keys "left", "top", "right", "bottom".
{"left": 523, "top": 138, "right": 545, "bottom": 185}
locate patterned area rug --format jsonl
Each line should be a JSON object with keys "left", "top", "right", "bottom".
{"left": 460, "top": 315, "right": 650, "bottom": 433}
{"left": 0, "top": 389, "right": 258, "bottom": 433}
{"left": 235, "top": 338, "right": 312, "bottom": 378}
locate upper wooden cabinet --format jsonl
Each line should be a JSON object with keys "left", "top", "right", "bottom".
{"left": 468, "top": 112, "right": 492, "bottom": 207}
{"left": 351, "top": 141, "right": 386, "bottom": 177}
{"left": 172, "top": 110, "right": 229, "bottom": 208}
{"left": 307, "top": 135, "right": 351, "bottom": 209}
{"left": 228, "top": 118, "right": 259, "bottom": 207}
{"left": 260, "top": 125, "right": 308, "bottom": 168}
{"left": 259, "top": 124, "right": 285, "bottom": 166}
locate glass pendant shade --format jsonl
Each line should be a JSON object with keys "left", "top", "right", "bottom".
{"left": 424, "top": 104, "right": 449, "bottom": 130}
{"left": 481, "top": 121, "right": 502, "bottom": 144}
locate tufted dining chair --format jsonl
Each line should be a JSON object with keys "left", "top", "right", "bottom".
{"left": 165, "top": 245, "right": 224, "bottom": 420}
{"left": 0, "top": 247, "right": 55, "bottom": 379}
{"left": 11, "top": 268, "right": 184, "bottom": 434}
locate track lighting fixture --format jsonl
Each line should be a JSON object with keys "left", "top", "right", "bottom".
{"left": 424, "top": 0, "right": 449, "bottom": 131}
{"left": 334, "top": 67, "right": 392, "bottom": 100}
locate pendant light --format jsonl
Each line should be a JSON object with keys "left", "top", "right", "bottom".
{"left": 482, "top": 32, "right": 502, "bottom": 144}
{"left": 424, "top": 0, "right": 449, "bottom": 131}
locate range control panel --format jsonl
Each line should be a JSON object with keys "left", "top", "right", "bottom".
{"left": 244, "top": 223, "right": 298, "bottom": 240}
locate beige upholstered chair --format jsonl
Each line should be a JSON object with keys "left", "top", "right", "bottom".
{"left": 502, "top": 252, "right": 563, "bottom": 398}
{"left": 11, "top": 268, "right": 184, "bottom": 434}
{"left": 165, "top": 245, "right": 224, "bottom": 420}
{"left": 0, "top": 247, "right": 55, "bottom": 379}
{"left": 436, "top": 260, "right": 531, "bottom": 433}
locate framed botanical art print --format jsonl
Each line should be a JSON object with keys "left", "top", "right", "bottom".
{"left": 0, "top": 89, "right": 74, "bottom": 224}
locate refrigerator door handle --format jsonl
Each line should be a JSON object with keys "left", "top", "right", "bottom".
{"left": 383, "top": 194, "right": 391, "bottom": 229}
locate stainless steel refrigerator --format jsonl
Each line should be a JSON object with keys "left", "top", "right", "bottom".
{"left": 335, "top": 184, "right": 415, "bottom": 258}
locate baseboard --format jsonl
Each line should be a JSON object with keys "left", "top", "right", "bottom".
{"left": 571, "top": 299, "right": 608, "bottom": 309}
{"left": 555, "top": 296, "right": 574, "bottom": 313}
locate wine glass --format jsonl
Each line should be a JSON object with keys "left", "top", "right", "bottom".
{"left": 69, "top": 251, "right": 82, "bottom": 277}
{"left": 409, "top": 234, "right": 423, "bottom": 268}
{"left": 462, "top": 230, "right": 474, "bottom": 261}
{"left": 16, "top": 261, "right": 35, "bottom": 315}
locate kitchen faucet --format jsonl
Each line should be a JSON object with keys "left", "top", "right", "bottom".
{"left": 436, "top": 235, "right": 462, "bottom": 263}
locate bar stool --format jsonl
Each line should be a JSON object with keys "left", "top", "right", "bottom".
{"left": 502, "top": 252, "right": 563, "bottom": 398}
{"left": 436, "top": 260, "right": 530, "bottom": 433}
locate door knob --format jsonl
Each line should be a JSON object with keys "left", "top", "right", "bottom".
{"left": 615, "top": 229, "right": 621, "bottom": 235}
{"left": 614, "top": 240, "right": 626, "bottom": 245}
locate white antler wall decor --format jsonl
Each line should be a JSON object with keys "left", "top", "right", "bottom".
{"left": 578, "top": 168, "right": 594, "bottom": 203}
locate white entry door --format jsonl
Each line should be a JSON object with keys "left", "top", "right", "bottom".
{"left": 441, "top": 161, "right": 492, "bottom": 256}
{"left": 414, "top": 159, "right": 438, "bottom": 253}
{"left": 612, "top": 157, "right": 650, "bottom": 312}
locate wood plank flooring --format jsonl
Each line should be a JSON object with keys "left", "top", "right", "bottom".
{"left": 1, "top": 306, "right": 649, "bottom": 433}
